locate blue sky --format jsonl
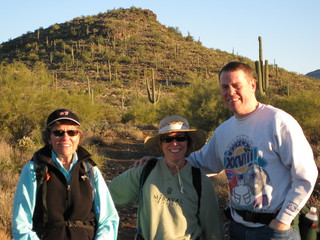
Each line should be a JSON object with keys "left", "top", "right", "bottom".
{"left": 1, "top": 0, "right": 319, "bottom": 74}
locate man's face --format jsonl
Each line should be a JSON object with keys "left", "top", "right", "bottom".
{"left": 219, "top": 70, "right": 257, "bottom": 118}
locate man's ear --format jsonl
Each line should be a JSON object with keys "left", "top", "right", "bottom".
{"left": 251, "top": 79, "right": 257, "bottom": 92}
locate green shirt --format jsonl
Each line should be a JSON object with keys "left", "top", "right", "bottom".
{"left": 109, "top": 158, "right": 225, "bottom": 240}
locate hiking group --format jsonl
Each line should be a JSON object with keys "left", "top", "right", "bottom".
{"left": 12, "top": 61, "right": 318, "bottom": 240}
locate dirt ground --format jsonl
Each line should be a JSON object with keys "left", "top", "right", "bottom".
{"left": 102, "top": 127, "right": 159, "bottom": 239}
{"left": 105, "top": 159, "right": 139, "bottom": 239}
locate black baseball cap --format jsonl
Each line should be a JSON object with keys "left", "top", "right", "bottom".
{"left": 46, "top": 109, "right": 80, "bottom": 126}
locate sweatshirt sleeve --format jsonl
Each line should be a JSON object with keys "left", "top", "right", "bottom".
{"left": 108, "top": 166, "right": 144, "bottom": 205}
{"left": 12, "top": 162, "right": 40, "bottom": 240}
{"left": 187, "top": 132, "right": 224, "bottom": 175}
{"left": 92, "top": 167, "right": 119, "bottom": 240}
{"left": 275, "top": 115, "right": 318, "bottom": 225}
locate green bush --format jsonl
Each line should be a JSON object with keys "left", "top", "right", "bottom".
{"left": 270, "top": 91, "right": 320, "bottom": 144}
{"left": 122, "top": 77, "right": 231, "bottom": 134}
{"left": 122, "top": 97, "right": 159, "bottom": 124}
{"left": 0, "top": 62, "right": 120, "bottom": 141}
{"left": 168, "top": 78, "right": 231, "bottom": 132}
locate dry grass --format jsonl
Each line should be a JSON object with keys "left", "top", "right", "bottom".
{"left": 0, "top": 182, "right": 16, "bottom": 239}
{"left": 0, "top": 140, "right": 20, "bottom": 239}
{"left": 108, "top": 124, "right": 144, "bottom": 142}
{"left": 0, "top": 230, "right": 12, "bottom": 240}
{"left": 0, "top": 139, "right": 13, "bottom": 165}
{"left": 211, "top": 171, "right": 229, "bottom": 207}
{"left": 86, "top": 123, "right": 144, "bottom": 146}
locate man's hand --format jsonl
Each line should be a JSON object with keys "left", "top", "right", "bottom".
{"left": 129, "top": 156, "right": 155, "bottom": 168}
{"left": 269, "top": 219, "right": 291, "bottom": 231}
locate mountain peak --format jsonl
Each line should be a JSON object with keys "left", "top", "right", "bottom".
{"left": 306, "top": 69, "right": 320, "bottom": 79}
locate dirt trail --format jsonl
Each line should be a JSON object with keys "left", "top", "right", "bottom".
{"left": 102, "top": 128, "right": 158, "bottom": 239}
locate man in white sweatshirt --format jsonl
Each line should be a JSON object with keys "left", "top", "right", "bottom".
{"left": 187, "top": 61, "right": 318, "bottom": 240}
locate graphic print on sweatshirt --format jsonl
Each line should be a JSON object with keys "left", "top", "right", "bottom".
{"left": 224, "top": 135, "right": 272, "bottom": 211}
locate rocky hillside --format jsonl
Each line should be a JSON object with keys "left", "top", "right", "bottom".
{"left": 0, "top": 7, "right": 243, "bottom": 87}
{"left": 1, "top": 7, "right": 317, "bottom": 96}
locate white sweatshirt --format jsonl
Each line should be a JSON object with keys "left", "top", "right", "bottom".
{"left": 188, "top": 103, "right": 318, "bottom": 227}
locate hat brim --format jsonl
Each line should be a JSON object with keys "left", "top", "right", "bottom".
{"left": 144, "top": 129, "right": 206, "bottom": 156}
{"left": 47, "top": 117, "right": 80, "bottom": 126}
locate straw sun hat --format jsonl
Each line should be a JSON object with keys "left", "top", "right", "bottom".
{"left": 144, "top": 115, "right": 206, "bottom": 156}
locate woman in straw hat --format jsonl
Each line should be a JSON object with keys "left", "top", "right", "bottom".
{"left": 108, "top": 115, "right": 225, "bottom": 240}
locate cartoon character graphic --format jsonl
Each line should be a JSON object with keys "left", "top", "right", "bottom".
{"left": 244, "top": 165, "right": 270, "bottom": 208}
{"left": 231, "top": 184, "right": 252, "bottom": 205}
{"left": 224, "top": 136, "right": 271, "bottom": 210}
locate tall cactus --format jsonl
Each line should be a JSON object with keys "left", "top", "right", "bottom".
{"left": 87, "top": 76, "right": 91, "bottom": 94}
{"left": 258, "top": 36, "right": 263, "bottom": 63}
{"left": 255, "top": 36, "right": 269, "bottom": 94}
{"left": 255, "top": 61, "right": 264, "bottom": 94}
{"left": 146, "top": 68, "right": 161, "bottom": 104}
{"left": 275, "top": 64, "right": 278, "bottom": 79}
{"left": 264, "top": 59, "right": 269, "bottom": 90}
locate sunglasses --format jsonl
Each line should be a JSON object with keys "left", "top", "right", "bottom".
{"left": 52, "top": 130, "right": 79, "bottom": 137}
{"left": 160, "top": 134, "right": 188, "bottom": 143}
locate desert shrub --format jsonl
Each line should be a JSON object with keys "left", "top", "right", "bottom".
{"left": 123, "top": 77, "right": 232, "bottom": 133}
{"left": 0, "top": 62, "right": 121, "bottom": 141}
{"left": 16, "top": 137, "right": 38, "bottom": 153}
{"left": 0, "top": 138, "right": 35, "bottom": 173}
{"left": 80, "top": 142, "right": 106, "bottom": 168}
{"left": 168, "top": 78, "right": 231, "bottom": 132}
{"left": 122, "top": 97, "right": 159, "bottom": 124}
{"left": 0, "top": 63, "right": 51, "bottom": 140}
{"left": 112, "top": 124, "right": 144, "bottom": 140}
{"left": 270, "top": 91, "right": 320, "bottom": 144}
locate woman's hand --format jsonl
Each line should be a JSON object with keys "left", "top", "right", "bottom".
{"left": 129, "top": 156, "right": 155, "bottom": 168}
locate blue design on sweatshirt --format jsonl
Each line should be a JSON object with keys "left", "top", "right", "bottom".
{"left": 223, "top": 135, "right": 270, "bottom": 211}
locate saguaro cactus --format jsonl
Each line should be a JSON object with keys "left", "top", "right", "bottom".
{"left": 146, "top": 68, "right": 161, "bottom": 104}
{"left": 255, "top": 61, "right": 264, "bottom": 94}
{"left": 255, "top": 36, "right": 269, "bottom": 95}
{"left": 264, "top": 59, "right": 269, "bottom": 90}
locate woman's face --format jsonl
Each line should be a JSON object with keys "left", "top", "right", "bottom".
{"left": 161, "top": 132, "right": 188, "bottom": 163}
{"left": 48, "top": 123, "right": 80, "bottom": 162}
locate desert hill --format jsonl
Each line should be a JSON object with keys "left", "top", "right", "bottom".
{"left": 306, "top": 69, "right": 320, "bottom": 79}
{"left": 0, "top": 7, "right": 318, "bottom": 99}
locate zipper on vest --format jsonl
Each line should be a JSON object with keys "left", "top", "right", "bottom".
{"left": 66, "top": 184, "right": 71, "bottom": 206}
